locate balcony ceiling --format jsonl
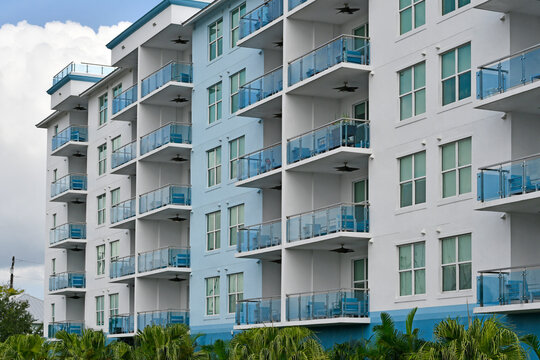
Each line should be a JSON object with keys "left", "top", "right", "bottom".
{"left": 286, "top": 148, "right": 370, "bottom": 174}
{"left": 289, "top": 0, "right": 368, "bottom": 25}
{"left": 140, "top": 82, "right": 192, "bottom": 108}
{"left": 475, "top": 0, "right": 540, "bottom": 16}
{"left": 476, "top": 191, "right": 540, "bottom": 214}
{"left": 237, "top": 19, "right": 283, "bottom": 51}
{"left": 144, "top": 24, "right": 193, "bottom": 52}
{"left": 139, "top": 144, "right": 192, "bottom": 164}
{"left": 476, "top": 81, "right": 540, "bottom": 115}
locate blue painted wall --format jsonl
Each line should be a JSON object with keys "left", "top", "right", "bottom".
{"left": 189, "top": 0, "right": 267, "bottom": 343}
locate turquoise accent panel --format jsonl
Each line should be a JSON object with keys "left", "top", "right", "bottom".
{"left": 46, "top": 74, "right": 102, "bottom": 95}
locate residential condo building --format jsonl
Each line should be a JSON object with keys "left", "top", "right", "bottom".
{"left": 37, "top": 0, "right": 540, "bottom": 345}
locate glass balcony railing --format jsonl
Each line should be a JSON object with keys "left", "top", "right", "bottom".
{"left": 238, "top": 143, "right": 282, "bottom": 181}
{"left": 52, "top": 126, "right": 88, "bottom": 151}
{"left": 238, "top": 219, "right": 281, "bottom": 253}
{"left": 112, "top": 84, "right": 138, "bottom": 114}
{"left": 137, "top": 310, "right": 189, "bottom": 331}
{"left": 236, "top": 296, "right": 281, "bottom": 325}
{"left": 140, "top": 122, "right": 192, "bottom": 156}
{"left": 287, "top": 202, "right": 369, "bottom": 243}
{"left": 109, "top": 314, "right": 134, "bottom": 334}
{"left": 477, "top": 43, "right": 540, "bottom": 100}
{"left": 50, "top": 223, "right": 86, "bottom": 245}
{"left": 52, "top": 62, "right": 115, "bottom": 85}
{"left": 141, "top": 61, "right": 193, "bottom": 98}
{"left": 111, "top": 198, "right": 136, "bottom": 224}
{"left": 110, "top": 255, "right": 135, "bottom": 279}
{"left": 239, "top": 0, "right": 283, "bottom": 39}
{"left": 138, "top": 247, "right": 190, "bottom": 273}
{"left": 51, "top": 174, "right": 87, "bottom": 198}
{"left": 478, "top": 265, "right": 540, "bottom": 307}
{"left": 289, "top": 35, "right": 370, "bottom": 86}
{"left": 49, "top": 272, "right": 86, "bottom": 291}
{"left": 239, "top": 66, "right": 283, "bottom": 109}
{"left": 48, "top": 322, "right": 84, "bottom": 338}
{"left": 112, "top": 141, "right": 136, "bottom": 169}
{"left": 289, "top": 0, "right": 307, "bottom": 10}
{"left": 139, "top": 185, "right": 191, "bottom": 214}
{"left": 287, "top": 118, "right": 369, "bottom": 164}
{"left": 287, "top": 288, "right": 369, "bottom": 321}
{"left": 477, "top": 154, "right": 540, "bottom": 202}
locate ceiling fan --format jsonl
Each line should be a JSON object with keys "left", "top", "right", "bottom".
{"left": 171, "top": 154, "right": 188, "bottom": 162}
{"left": 171, "top": 95, "right": 188, "bottom": 103}
{"left": 271, "top": 185, "right": 282, "bottom": 190}
{"left": 273, "top": 113, "right": 282, "bottom": 118}
{"left": 70, "top": 246, "right": 83, "bottom": 252}
{"left": 335, "top": 162, "right": 359, "bottom": 172}
{"left": 73, "top": 104, "right": 87, "bottom": 111}
{"left": 333, "top": 82, "right": 358, "bottom": 92}
{"left": 331, "top": 244, "right": 354, "bottom": 253}
{"left": 273, "top": 40, "right": 283, "bottom": 48}
{"left": 171, "top": 36, "right": 189, "bottom": 44}
{"left": 72, "top": 151, "right": 85, "bottom": 158}
{"left": 169, "top": 275, "right": 185, "bottom": 282}
{"left": 68, "top": 294, "right": 82, "bottom": 299}
{"left": 336, "top": 3, "right": 360, "bottom": 14}
{"left": 71, "top": 199, "right": 84, "bottom": 204}
{"left": 169, "top": 214, "right": 187, "bottom": 222}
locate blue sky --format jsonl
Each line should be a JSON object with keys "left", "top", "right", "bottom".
{"left": 0, "top": 0, "right": 158, "bottom": 30}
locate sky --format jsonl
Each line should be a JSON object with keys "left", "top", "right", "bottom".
{"left": 0, "top": 0, "right": 164, "bottom": 299}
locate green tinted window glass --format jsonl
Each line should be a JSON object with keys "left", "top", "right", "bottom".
{"left": 458, "top": 43, "right": 471, "bottom": 72}
{"left": 400, "top": 68, "right": 412, "bottom": 95}
{"left": 414, "top": 63, "right": 425, "bottom": 88}
{"left": 443, "top": 171, "right": 457, "bottom": 198}
{"left": 414, "top": 152, "right": 426, "bottom": 177}
{"left": 442, "top": 265, "right": 456, "bottom": 291}
{"left": 414, "top": 1, "right": 425, "bottom": 27}
{"left": 399, "top": 245, "right": 412, "bottom": 270}
{"left": 400, "top": 155, "right": 413, "bottom": 181}
{"left": 442, "top": 142, "right": 456, "bottom": 171}
{"left": 442, "top": 51, "right": 455, "bottom": 78}
{"left": 458, "top": 138, "right": 472, "bottom": 166}
{"left": 442, "top": 238, "right": 456, "bottom": 264}
{"left": 415, "top": 269, "right": 426, "bottom": 294}
{"left": 414, "top": 243, "right": 425, "bottom": 267}
{"left": 459, "top": 167, "right": 471, "bottom": 194}
{"left": 400, "top": 271, "right": 412, "bottom": 296}
{"left": 458, "top": 234, "right": 472, "bottom": 261}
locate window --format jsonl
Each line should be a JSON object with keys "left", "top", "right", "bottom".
{"left": 51, "top": 303, "right": 55, "bottom": 322}
{"left": 54, "top": 125, "right": 58, "bottom": 135}
{"left": 96, "top": 296, "right": 104, "bottom": 326}
{"left": 110, "top": 240, "right": 119, "bottom": 262}
{"left": 207, "top": 211, "right": 221, "bottom": 251}
{"left": 109, "top": 293, "right": 119, "bottom": 317}
{"left": 53, "top": 169, "right": 57, "bottom": 182}
{"left": 209, "top": 19, "right": 223, "bottom": 61}
{"left": 442, "top": 234, "right": 472, "bottom": 291}
{"left": 230, "top": 69, "right": 246, "bottom": 113}
{"left": 99, "top": 93, "right": 108, "bottom": 126}
{"left": 399, "top": 62, "right": 426, "bottom": 120}
{"left": 443, "top": 0, "right": 470, "bottom": 15}
{"left": 399, "top": 242, "right": 426, "bottom": 296}
{"left": 111, "top": 188, "right": 120, "bottom": 206}
{"left": 229, "top": 204, "right": 244, "bottom": 246}
{"left": 111, "top": 136, "right": 122, "bottom": 152}
{"left": 353, "top": 101, "right": 369, "bottom": 120}
{"left": 354, "top": 179, "right": 368, "bottom": 203}
{"left": 97, "top": 194, "right": 106, "bottom": 225}
{"left": 441, "top": 43, "right": 471, "bottom": 106}
{"left": 228, "top": 273, "right": 244, "bottom": 313}
{"left": 206, "top": 276, "right": 220, "bottom": 316}
{"left": 399, "top": 0, "right": 425, "bottom": 35}
{"left": 231, "top": 4, "right": 246, "bottom": 47}
{"left": 229, "top": 136, "right": 245, "bottom": 179}
{"left": 353, "top": 24, "right": 369, "bottom": 51}
{"left": 52, "top": 213, "right": 57, "bottom": 228}
{"left": 51, "top": 258, "right": 56, "bottom": 275}
{"left": 207, "top": 147, "right": 222, "bottom": 187}
{"left": 208, "top": 82, "right": 222, "bottom": 124}
{"left": 442, "top": 138, "right": 472, "bottom": 198}
{"left": 399, "top": 152, "right": 426, "bottom": 207}
{"left": 353, "top": 259, "right": 368, "bottom": 289}
{"left": 112, "top": 84, "right": 122, "bottom": 98}
{"left": 97, "top": 245, "right": 105, "bottom": 275}
{"left": 98, "top": 143, "right": 107, "bottom": 175}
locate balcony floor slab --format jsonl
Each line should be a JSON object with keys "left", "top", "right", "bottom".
{"left": 236, "top": 168, "right": 282, "bottom": 189}
{"left": 111, "top": 159, "right": 137, "bottom": 176}
{"left": 237, "top": 16, "right": 283, "bottom": 50}
{"left": 137, "top": 205, "right": 191, "bottom": 221}
{"left": 111, "top": 102, "right": 137, "bottom": 121}
{"left": 285, "top": 231, "right": 371, "bottom": 251}
{"left": 475, "top": 0, "right": 540, "bottom": 16}
{"left": 139, "top": 143, "right": 192, "bottom": 164}
{"left": 51, "top": 191, "right": 87, "bottom": 204}
{"left": 235, "top": 245, "right": 282, "bottom": 261}
{"left": 108, "top": 333, "right": 135, "bottom": 338}
{"left": 286, "top": 147, "right": 370, "bottom": 174}
{"left": 49, "top": 288, "right": 86, "bottom": 297}
{"left": 109, "top": 274, "right": 135, "bottom": 285}
{"left": 110, "top": 217, "right": 136, "bottom": 229}
{"left": 140, "top": 82, "right": 192, "bottom": 108}
{"left": 51, "top": 142, "right": 88, "bottom": 157}
{"left": 49, "top": 239, "right": 86, "bottom": 250}
{"left": 286, "top": 317, "right": 370, "bottom": 327}
{"left": 137, "top": 267, "right": 191, "bottom": 280}
{"left": 475, "top": 80, "right": 540, "bottom": 115}
{"left": 236, "top": 92, "right": 282, "bottom": 119}
{"left": 476, "top": 191, "right": 540, "bottom": 213}
{"left": 474, "top": 302, "right": 540, "bottom": 314}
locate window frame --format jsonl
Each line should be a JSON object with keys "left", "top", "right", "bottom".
{"left": 96, "top": 244, "right": 106, "bottom": 276}
{"left": 206, "top": 211, "right": 221, "bottom": 251}
{"left": 110, "top": 240, "right": 119, "bottom": 262}
{"left": 97, "top": 194, "right": 106, "bottom": 225}
{"left": 441, "top": 234, "right": 472, "bottom": 292}
{"left": 399, "top": 62, "right": 426, "bottom": 120}
{"left": 207, "top": 147, "right": 222, "bottom": 187}
{"left": 96, "top": 295, "right": 105, "bottom": 326}
{"left": 230, "top": 69, "right": 246, "bottom": 113}
{"left": 111, "top": 136, "right": 122, "bottom": 152}
{"left": 442, "top": 0, "right": 471, "bottom": 16}
{"left": 228, "top": 204, "right": 245, "bottom": 247}
{"left": 109, "top": 293, "right": 119, "bottom": 317}
{"left": 441, "top": 43, "right": 471, "bottom": 106}
{"left": 208, "top": 18, "right": 224, "bottom": 61}
{"left": 399, "top": 151, "right": 426, "bottom": 208}
{"left": 352, "top": 258, "right": 368, "bottom": 290}
{"left": 98, "top": 143, "right": 107, "bottom": 176}
{"left": 441, "top": 137, "right": 472, "bottom": 198}
{"left": 398, "top": 242, "right": 426, "bottom": 296}
{"left": 51, "top": 303, "right": 55, "bottom": 322}
{"left": 228, "top": 272, "right": 244, "bottom": 313}
{"left": 112, "top": 84, "right": 122, "bottom": 98}
{"left": 230, "top": 3, "right": 247, "bottom": 48}
{"left": 399, "top": 0, "right": 426, "bottom": 35}
{"left": 353, "top": 100, "right": 369, "bottom": 120}
{"left": 208, "top": 82, "right": 223, "bottom": 124}
{"left": 229, "top": 136, "right": 245, "bottom": 179}
{"left": 99, "top": 93, "right": 108, "bottom": 126}
{"left": 51, "top": 258, "right": 56, "bottom": 275}
{"left": 205, "top": 276, "right": 220, "bottom": 316}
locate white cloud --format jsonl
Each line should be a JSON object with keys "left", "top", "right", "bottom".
{"left": 0, "top": 265, "right": 44, "bottom": 299}
{"left": 0, "top": 20, "right": 131, "bottom": 299}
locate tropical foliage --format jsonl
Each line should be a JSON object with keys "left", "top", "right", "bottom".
{"left": 1, "top": 309, "right": 540, "bottom": 359}
{"left": 0, "top": 285, "right": 35, "bottom": 342}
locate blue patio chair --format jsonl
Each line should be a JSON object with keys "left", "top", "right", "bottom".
{"left": 71, "top": 274, "right": 85, "bottom": 288}
{"left": 170, "top": 132, "right": 183, "bottom": 144}
{"left": 71, "top": 178, "right": 85, "bottom": 190}
{"left": 170, "top": 313, "right": 185, "bottom": 324}
{"left": 70, "top": 227, "right": 82, "bottom": 239}
{"left": 171, "top": 192, "right": 185, "bottom": 205}
{"left": 174, "top": 253, "right": 190, "bottom": 267}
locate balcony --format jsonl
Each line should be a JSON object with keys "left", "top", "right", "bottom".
{"left": 111, "top": 198, "right": 136, "bottom": 229}
{"left": 109, "top": 314, "right": 134, "bottom": 336}
{"left": 476, "top": 153, "right": 540, "bottom": 213}
{"left": 140, "top": 62, "right": 193, "bottom": 107}
{"left": 137, "top": 247, "right": 190, "bottom": 280}
{"left": 110, "top": 255, "right": 135, "bottom": 284}
{"left": 137, "top": 310, "right": 189, "bottom": 331}
{"left": 139, "top": 123, "right": 192, "bottom": 163}
{"left": 50, "top": 174, "right": 87, "bottom": 203}
{"left": 52, "top": 62, "right": 115, "bottom": 86}
{"left": 138, "top": 185, "right": 191, "bottom": 220}
{"left": 111, "top": 141, "right": 136, "bottom": 176}
{"left": 235, "top": 296, "right": 281, "bottom": 329}
{"left": 238, "top": 0, "right": 283, "bottom": 50}
{"left": 286, "top": 288, "right": 369, "bottom": 326}
{"left": 49, "top": 223, "right": 86, "bottom": 250}
{"left": 237, "top": 143, "right": 282, "bottom": 189}
{"left": 237, "top": 219, "right": 281, "bottom": 260}
{"left": 288, "top": 0, "right": 367, "bottom": 25}
{"left": 476, "top": 264, "right": 540, "bottom": 314}
{"left": 48, "top": 321, "right": 84, "bottom": 338}
{"left": 286, "top": 118, "right": 370, "bottom": 173}
{"left": 48, "top": 272, "right": 86, "bottom": 296}
{"left": 474, "top": 0, "right": 540, "bottom": 16}
{"left": 237, "top": 66, "right": 283, "bottom": 118}
{"left": 112, "top": 84, "right": 137, "bottom": 121}
{"left": 51, "top": 125, "right": 88, "bottom": 157}
{"left": 287, "top": 35, "right": 370, "bottom": 98}
{"left": 286, "top": 203, "right": 370, "bottom": 250}
{"left": 476, "top": 44, "right": 540, "bottom": 115}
